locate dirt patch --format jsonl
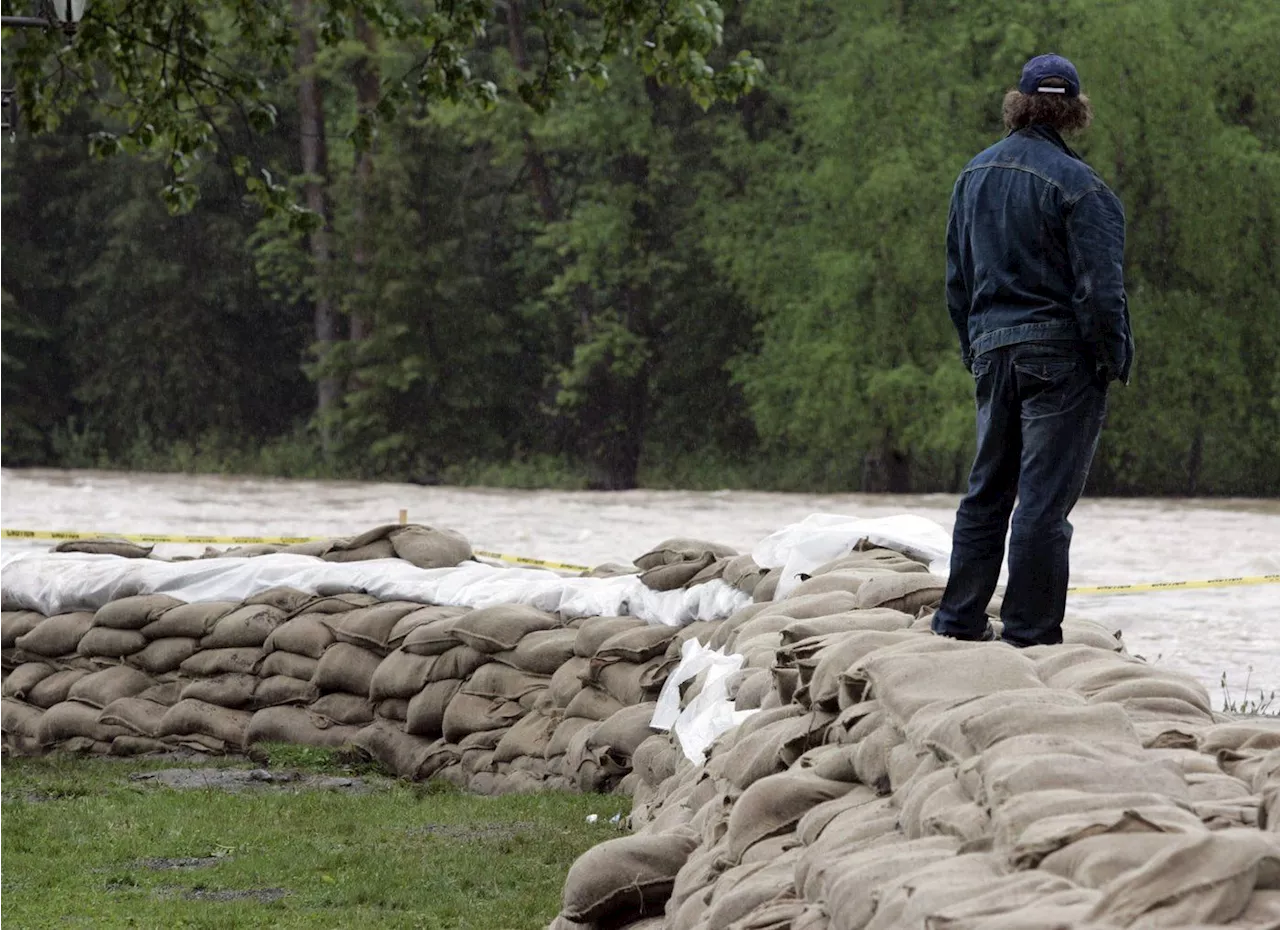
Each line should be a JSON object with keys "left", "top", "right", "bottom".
{"left": 130, "top": 856, "right": 227, "bottom": 871}
{"left": 408, "top": 821, "right": 537, "bottom": 841}
{"left": 128, "top": 767, "right": 381, "bottom": 794}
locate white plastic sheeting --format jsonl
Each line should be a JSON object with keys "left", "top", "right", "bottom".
{"left": 752, "top": 512, "right": 951, "bottom": 599}
{"left": 651, "top": 637, "right": 757, "bottom": 764}
{"left": 0, "top": 551, "right": 750, "bottom": 628}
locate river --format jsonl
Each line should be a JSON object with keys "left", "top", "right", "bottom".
{"left": 2, "top": 468, "right": 1277, "bottom": 707}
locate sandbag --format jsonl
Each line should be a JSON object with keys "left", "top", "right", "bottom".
{"left": 76, "top": 627, "right": 147, "bottom": 658}
{"left": 853, "top": 573, "right": 947, "bottom": 613}
{"left": 427, "top": 644, "right": 490, "bottom": 682}
{"left": 352, "top": 719, "right": 456, "bottom": 779}
{"left": 93, "top": 595, "right": 184, "bottom": 631}
{"left": 259, "top": 650, "right": 319, "bottom": 681}
{"left": 727, "top": 772, "right": 857, "bottom": 862}
{"left": 405, "top": 679, "right": 463, "bottom": 737}
{"left": 99, "top": 696, "right": 170, "bottom": 738}
{"left": 388, "top": 524, "right": 473, "bottom": 568}
{"left": 593, "top": 655, "right": 676, "bottom": 706}
{"left": 254, "top": 675, "right": 320, "bottom": 708}
{"left": 263, "top": 615, "right": 335, "bottom": 659}
{"left": 400, "top": 613, "right": 466, "bottom": 656}
{"left": 369, "top": 649, "right": 437, "bottom": 702}
{"left": 574, "top": 616, "right": 649, "bottom": 658}
{"left": 179, "top": 647, "right": 265, "bottom": 677}
{"left": 550, "top": 656, "right": 590, "bottom": 707}
{"left": 37, "top": 700, "right": 131, "bottom": 745}
{"left": 127, "top": 637, "right": 199, "bottom": 674}
{"left": 451, "top": 605, "right": 563, "bottom": 654}
{"left": 141, "top": 601, "right": 236, "bottom": 639}
{"left": 561, "top": 830, "right": 700, "bottom": 923}
{"left": 3, "top": 662, "right": 56, "bottom": 700}
{"left": 311, "top": 643, "right": 383, "bottom": 695}
{"left": 595, "top": 626, "right": 680, "bottom": 663}
{"left": 310, "top": 692, "right": 376, "bottom": 726}
{"left": 461, "top": 663, "right": 551, "bottom": 704}
{"left": 495, "top": 628, "right": 579, "bottom": 674}
{"left": 201, "top": 604, "right": 287, "bottom": 649}
{"left": 242, "top": 586, "right": 320, "bottom": 615}
{"left": 386, "top": 605, "right": 467, "bottom": 651}
{"left": 494, "top": 710, "right": 561, "bottom": 764}
{"left": 179, "top": 673, "right": 258, "bottom": 709}
{"left": 2, "top": 611, "right": 46, "bottom": 648}
{"left": 587, "top": 703, "right": 659, "bottom": 763}
{"left": 333, "top": 602, "right": 423, "bottom": 654}
{"left": 442, "top": 691, "right": 526, "bottom": 742}
{"left": 245, "top": 705, "right": 361, "bottom": 749}
{"left": 157, "top": 699, "right": 252, "bottom": 748}
{"left": 564, "top": 686, "right": 626, "bottom": 722}
{"left": 14, "top": 612, "right": 95, "bottom": 657}
{"left": 26, "top": 669, "right": 91, "bottom": 708}
{"left": 2, "top": 699, "right": 44, "bottom": 739}
{"left": 547, "top": 717, "right": 598, "bottom": 759}
{"left": 66, "top": 666, "right": 154, "bottom": 709}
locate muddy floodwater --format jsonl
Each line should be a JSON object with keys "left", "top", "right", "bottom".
{"left": 3, "top": 468, "right": 1277, "bottom": 706}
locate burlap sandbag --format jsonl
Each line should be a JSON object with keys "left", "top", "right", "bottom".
{"left": 140, "top": 601, "right": 235, "bottom": 640}
{"left": 727, "top": 772, "right": 857, "bottom": 862}
{"left": 550, "top": 657, "right": 590, "bottom": 707}
{"left": 451, "top": 605, "right": 563, "bottom": 654}
{"left": 706, "top": 853, "right": 801, "bottom": 929}
{"left": 99, "top": 696, "right": 170, "bottom": 738}
{"left": 1040, "top": 832, "right": 1202, "bottom": 888}
{"left": 635, "top": 538, "right": 738, "bottom": 571}
{"left": 180, "top": 673, "right": 258, "bottom": 709}
{"left": 853, "top": 642, "right": 1043, "bottom": 726}
{"left": 426, "top": 644, "right": 490, "bottom": 682}
{"left": 259, "top": 650, "right": 319, "bottom": 681}
{"left": 67, "top": 666, "right": 154, "bottom": 709}
{"left": 309, "top": 691, "right": 375, "bottom": 726}
{"left": 353, "top": 719, "right": 457, "bottom": 779}
{"left": 561, "top": 829, "right": 700, "bottom": 924}
{"left": 788, "top": 571, "right": 876, "bottom": 599}
{"left": 586, "top": 703, "right": 658, "bottom": 764}
{"left": 853, "top": 573, "right": 947, "bottom": 613}
{"left": 2, "top": 611, "right": 45, "bottom": 648}
{"left": 388, "top": 524, "right": 472, "bottom": 568}
{"left": 1010, "top": 803, "right": 1209, "bottom": 870}
{"left": 1085, "top": 830, "right": 1280, "bottom": 926}
{"left": 1200, "top": 720, "right": 1280, "bottom": 755}
{"left": 751, "top": 591, "right": 861, "bottom": 624}
{"left": 36, "top": 700, "right": 131, "bottom": 745}
{"left": 241, "top": 586, "right": 320, "bottom": 615}
{"left": 263, "top": 615, "right": 335, "bottom": 659}
{"left": 442, "top": 691, "right": 526, "bottom": 742}
{"left": 903, "top": 689, "right": 1090, "bottom": 763}
{"left": 201, "top": 604, "right": 287, "bottom": 649}
{"left": 311, "top": 643, "right": 383, "bottom": 695}
{"left": 494, "top": 710, "right": 561, "bottom": 764}
{"left": 961, "top": 700, "right": 1141, "bottom": 755}
{"left": 320, "top": 537, "right": 396, "bottom": 562}
{"left": 405, "top": 679, "right": 463, "bottom": 737}
{"left": 385, "top": 605, "right": 466, "bottom": 651}
{"left": 593, "top": 626, "right": 681, "bottom": 664}
{"left": 254, "top": 675, "right": 320, "bottom": 708}
{"left": 781, "top": 609, "right": 914, "bottom": 645}
{"left": 564, "top": 686, "right": 626, "bottom": 722}
{"left": 245, "top": 705, "right": 360, "bottom": 749}
{"left": 808, "top": 631, "right": 920, "bottom": 711}
{"left": 76, "top": 627, "right": 147, "bottom": 658}
{"left": 369, "top": 649, "right": 436, "bottom": 702}
{"left": 593, "top": 656, "right": 676, "bottom": 706}
{"left": 494, "top": 628, "right": 578, "bottom": 675}
{"left": 333, "top": 601, "right": 423, "bottom": 655}
{"left": 794, "top": 805, "right": 899, "bottom": 901}
{"left": 641, "top": 555, "right": 719, "bottom": 591}
{"left": 753, "top": 569, "right": 781, "bottom": 603}
{"left": 377, "top": 698, "right": 409, "bottom": 721}
{"left": 724, "top": 554, "right": 768, "bottom": 595}
{"left": 574, "top": 616, "right": 649, "bottom": 658}
{"left": 4, "top": 662, "right": 56, "bottom": 700}
{"left": 14, "top": 612, "right": 95, "bottom": 658}
{"left": 93, "top": 594, "right": 184, "bottom": 631}
{"left": 976, "top": 742, "right": 1190, "bottom": 808}
{"left": 822, "top": 837, "right": 961, "bottom": 930}
{"left": 179, "top": 647, "right": 265, "bottom": 677}
{"left": 875, "top": 866, "right": 1074, "bottom": 930}
{"left": 293, "top": 592, "right": 380, "bottom": 615}
{"left": 633, "top": 733, "right": 680, "bottom": 787}
{"left": 462, "top": 663, "right": 550, "bottom": 704}
{"left": 400, "top": 613, "right": 467, "bottom": 656}
{"left": 158, "top": 699, "right": 252, "bottom": 748}
{"left": 2, "top": 698, "right": 44, "bottom": 739}
{"left": 24, "top": 669, "right": 88, "bottom": 708}
{"left": 127, "top": 637, "right": 198, "bottom": 674}
{"left": 547, "top": 717, "right": 598, "bottom": 760}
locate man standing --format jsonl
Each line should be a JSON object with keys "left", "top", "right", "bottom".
{"left": 932, "top": 53, "right": 1134, "bottom": 647}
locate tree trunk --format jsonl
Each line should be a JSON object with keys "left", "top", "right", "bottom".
{"left": 292, "top": 0, "right": 339, "bottom": 447}
{"left": 349, "top": 12, "right": 379, "bottom": 347}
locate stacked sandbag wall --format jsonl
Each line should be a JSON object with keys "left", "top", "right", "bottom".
{"left": 550, "top": 595, "right": 1280, "bottom": 929}
{"left": 1, "top": 531, "right": 772, "bottom": 798}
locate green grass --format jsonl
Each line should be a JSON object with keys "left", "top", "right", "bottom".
{"left": 1, "top": 754, "right": 629, "bottom": 929}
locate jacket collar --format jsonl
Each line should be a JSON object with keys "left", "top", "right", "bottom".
{"left": 1012, "top": 124, "right": 1083, "bottom": 161}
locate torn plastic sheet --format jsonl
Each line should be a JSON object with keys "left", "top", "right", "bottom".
{"left": 651, "top": 637, "right": 757, "bottom": 764}
{"left": 0, "top": 551, "right": 751, "bottom": 628}
{"left": 752, "top": 513, "right": 951, "bottom": 599}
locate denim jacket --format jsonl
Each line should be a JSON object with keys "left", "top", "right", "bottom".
{"left": 946, "top": 125, "right": 1134, "bottom": 383}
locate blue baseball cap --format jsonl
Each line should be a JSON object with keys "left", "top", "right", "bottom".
{"left": 1018, "top": 54, "right": 1081, "bottom": 97}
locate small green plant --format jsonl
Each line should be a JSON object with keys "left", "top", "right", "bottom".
{"left": 1220, "top": 668, "right": 1278, "bottom": 716}
{"left": 249, "top": 741, "right": 389, "bottom": 776}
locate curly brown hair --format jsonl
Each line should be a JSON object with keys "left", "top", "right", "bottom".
{"left": 1002, "top": 78, "right": 1093, "bottom": 134}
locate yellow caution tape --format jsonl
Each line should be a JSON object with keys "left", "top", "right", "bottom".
{"left": 473, "top": 549, "right": 591, "bottom": 573}
{"left": 1067, "top": 574, "right": 1280, "bottom": 596}
{"left": 4, "top": 528, "right": 1276, "bottom": 592}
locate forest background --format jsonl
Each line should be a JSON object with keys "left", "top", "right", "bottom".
{"left": 3, "top": 0, "right": 1277, "bottom": 495}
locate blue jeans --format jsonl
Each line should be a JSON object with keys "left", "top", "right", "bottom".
{"left": 932, "top": 342, "right": 1108, "bottom": 646}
